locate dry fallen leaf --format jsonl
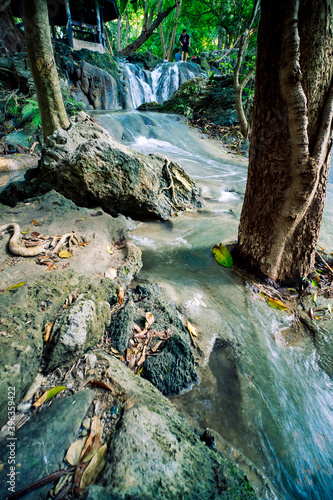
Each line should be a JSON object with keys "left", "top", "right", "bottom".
{"left": 118, "top": 288, "right": 124, "bottom": 305}
{"left": 80, "top": 415, "right": 103, "bottom": 463}
{"left": 65, "top": 437, "right": 88, "bottom": 466}
{"left": 87, "top": 379, "right": 115, "bottom": 394}
{"left": 106, "top": 245, "right": 114, "bottom": 255}
{"left": 186, "top": 321, "right": 198, "bottom": 337}
{"left": 145, "top": 312, "right": 154, "bottom": 330}
{"left": 43, "top": 322, "right": 54, "bottom": 343}
{"left": 80, "top": 443, "right": 107, "bottom": 490}
{"left": 114, "top": 236, "right": 126, "bottom": 249}
{"left": 31, "top": 219, "right": 40, "bottom": 226}
{"left": 59, "top": 250, "right": 72, "bottom": 259}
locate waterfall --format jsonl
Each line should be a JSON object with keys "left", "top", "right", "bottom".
{"left": 125, "top": 63, "right": 154, "bottom": 109}
{"left": 124, "top": 61, "right": 200, "bottom": 110}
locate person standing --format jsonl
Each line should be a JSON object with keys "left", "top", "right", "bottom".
{"left": 179, "top": 28, "right": 190, "bottom": 62}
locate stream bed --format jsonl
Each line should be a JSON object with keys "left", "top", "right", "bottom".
{"left": 1, "top": 110, "right": 332, "bottom": 499}
{"left": 96, "top": 111, "right": 333, "bottom": 500}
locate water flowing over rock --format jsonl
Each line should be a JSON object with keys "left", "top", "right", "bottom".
{"left": 2, "top": 112, "right": 201, "bottom": 219}
{"left": 124, "top": 61, "right": 199, "bottom": 109}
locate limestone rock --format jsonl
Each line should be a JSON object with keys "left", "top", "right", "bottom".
{"left": 110, "top": 283, "right": 199, "bottom": 395}
{"left": 0, "top": 391, "right": 93, "bottom": 500}
{"left": 142, "top": 334, "right": 199, "bottom": 395}
{"left": 82, "top": 354, "right": 258, "bottom": 500}
{"left": 48, "top": 296, "right": 111, "bottom": 371}
{"left": 34, "top": 112, "right": 201, "bottom": 220}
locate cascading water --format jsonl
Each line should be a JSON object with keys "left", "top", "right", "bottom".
{"left": 94, "top": 110, "right": 333, "bottom": 500}
{"left": 1, "top": 98, "right": 332, "bottom": 498}
{"left": 124, "top": 61, "right": 199, "bottom": 109}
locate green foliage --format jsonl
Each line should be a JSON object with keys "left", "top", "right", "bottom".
{"left": 64, "top": 94, "right": 85, "bottom": 115}
{"left": 6, "top": 95, "right": 20, "bottom": 117}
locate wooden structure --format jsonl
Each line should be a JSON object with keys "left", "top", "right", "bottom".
{"left": 11, "top": 0, "right": 119, "bottom": 53}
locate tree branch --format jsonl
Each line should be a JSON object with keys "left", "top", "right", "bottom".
{"left": 120, "top": 3, "right": 176, "bottom": 56}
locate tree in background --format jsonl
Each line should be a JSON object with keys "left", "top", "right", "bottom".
{"left": 22, "top": 0, "right": 69, "bottom": 138}
{"left": 159, "top": 0, "right": 182, "bottom": 61}
{"left": 236, "top": 0, "right": 333, "bottom": 281}
{"left": 117, "top": 0, "right": 177, "bottom": 56}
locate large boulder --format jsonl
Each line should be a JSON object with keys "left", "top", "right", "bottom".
{"left": 0, "top": 190, "right": 142, "bottom": 428}
{"left": 0, "top": 112, "right": 201, "bottom": 219}
{"left": 83, "top": 354, "right": 258, "bottom": 500}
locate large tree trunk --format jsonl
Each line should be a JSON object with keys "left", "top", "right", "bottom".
{"left": 236, "top": 0, "right": 333, "bottom": 281}
{"left": 120, "top": 3, "right": 176, "bottom": 56}
{"left": 0, "top": 5, "right": 25, "bottom": 54}
{"left": 22, "top": 0, "right": 69, "bottom": 138}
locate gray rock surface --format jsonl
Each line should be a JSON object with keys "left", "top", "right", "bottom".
{"left": 83, "top": 354, "right": 258, "bottom": 500}
{"left": 0, "top": 390, "right": 93, "bottom": 500}
{"left": 110, "top": 283, "right": 199, "bottom": 394}
{"left": 0, "top": 112, "right": 201, "bottom": 219}
{"left": 143, "top": 334, "right": 199, "bottom": 395}
{"left": 0, "top": 191, "right": 142, "bottom": 427}
{"left": 48, "top": 295, "right": 111, "bottom": 371}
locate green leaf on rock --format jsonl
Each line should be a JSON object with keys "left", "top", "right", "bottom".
{"left": 33, "top": 385, "right": 66, "bottom": 407}
{"left": 8, "top": 282, "right": 26, "bottom": 291}
{"left": 267, "top": 298, "right": 288, "bottom": 311}
{"left": 213, "top": 244, "right": 233, "bottom": 268}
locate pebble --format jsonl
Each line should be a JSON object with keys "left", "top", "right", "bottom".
{"left": 17, "top": 402, "right": 32, "bottom": 412}
{"left": 82, "top": 416, "right": 91, "bottom": 430}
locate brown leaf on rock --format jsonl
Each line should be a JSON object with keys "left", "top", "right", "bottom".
{"left": 151, "top": 340, "right": 163, "bottom": 353}
{"left": 145, "top": 312, "right": 154, "bottom": 329}
{"left": 65, "top": 437, "right": 88, "bottom": 466}
{"left": 80, "top": 443, "right": 107, "bottom": 490}
{"left": 31, "top": 219, "right": 40, "bottom": 226}
{"left": 126, "top": 347, "right": 133, "bottom": 363}
{"left": 114, "top": 236, "right": 126, "bottom": 249}
{"left": 74, "top": 461, "right": 89, "bottom": 496}
{"left": 87, "top": 379, "right": 115, "bottom": 395}
{"left": 43, "top": 322, "right": 54, "bottom": 343}
{"left": 118, "top": 288, "right": 124, "bottom": 305}
{"left": 80, "top": 415, "right": 103, "bottom": 463}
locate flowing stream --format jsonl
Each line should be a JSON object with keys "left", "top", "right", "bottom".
{"left": 1, "top": 108, "right": 332, "bottom": 499}
{"left": 95, "top": 110, "right": 333, "bottom": 500}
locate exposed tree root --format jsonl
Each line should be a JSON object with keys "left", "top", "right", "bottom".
{"left": 0, "top": 223, "right": 79, "bottom": 257}
{"left": 160, "top": 159, "right": 185, "bottom": 211}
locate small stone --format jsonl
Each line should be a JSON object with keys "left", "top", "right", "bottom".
{"left": 104, "top": 267, "right": 117, "bottom": 280}
{"left": 82, "top": 416, "right": 91, "bottom": 430}
{"left": 17, "top": 402, "right": 32, "bottom": 412}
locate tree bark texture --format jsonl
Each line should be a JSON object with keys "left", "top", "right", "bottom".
{"left": 120, "top": 3, "right": 176, "bottom": 56}
{"left": 236, "top": 0, "right": 333, "bottom": 281}
{"left": 22, "top": 0, "right": 69, "bottom": 138}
